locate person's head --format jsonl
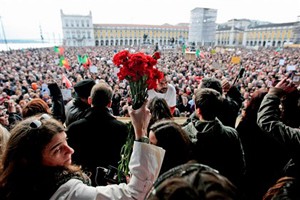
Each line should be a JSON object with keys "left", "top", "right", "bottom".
{"left": 74, "top": 79, "right": 95, "bottom": 100}
{"left": 194, "top": 88, "right": 222, "bottom": 121}
{"left": 147, "top": 97, "right": 173, "bottom": 129}
{"left": 21, "top": 98, "right": 51, "bottom": 118}
{"left": 199, "top": 77, "right": 223, "bottom": 95}
{"left": 281, "top": 88, "right": 300, "bottom": 128}
{"left": 156, "top": 74, "right": 169, "bottom": 94}
{"left": 146, "top": 162, "right": 240, "bottom": 200}
{"left": 0, "top": 107, "right": 9, "bottom": 127}
{"left": 149, "top": 120, "right": 192, "bottom": 175}
{"left": 88, "top": 82, "right": 113, "bottom": 108}
{"left": 0, "top": 114, "right": 88, "bottom": 200}
{"left": 0, "top": 125, "right": 10, "bottom": 161}
{"left": 0, "top": 114, "right": 74, "bottom": 171}
{"left": 243, "top": 88, "right": 268, "bottom": 121}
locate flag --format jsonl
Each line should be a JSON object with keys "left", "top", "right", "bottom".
{"left": 54, "top": 46, "right": 64, "bottom": 55}
{"left": 62, "top": 74, "right": 72, "bottom": 88}
{"left": 200, "top": 52, "right": 205, "bottom": 59}
{"left": 59, "top": 56, "right": 70, "bottom": 70}
{"left": 196, "top": 49, "right": 200, "bottom": 57}
{"left": 182, "top": 44, "right": 186, "bottom": 54}
{"left": 82, "top": 55, "right": 92, "bottom": 69}
{"left": 77, "top": 55, "right": 83, "bottom": 64}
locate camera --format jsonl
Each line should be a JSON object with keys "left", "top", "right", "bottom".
{"left": 95, "top": 165, "right": 126, "bottom": 185}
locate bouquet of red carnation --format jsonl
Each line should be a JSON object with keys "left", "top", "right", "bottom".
{"left": 113, "top": 50, "right": 164, "bottom": 110}
{"left": 113, "top": 50, "right": 163, "bottom": 181}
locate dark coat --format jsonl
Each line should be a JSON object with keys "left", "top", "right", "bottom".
{"left": 183, "top": 118, "right": 246, "bottom": 188}
{"left": 48, "top": 83, "right": 66, "bottom": 123}
{"left": 66, "top": 107, "right": 128, "bottom": 186}
{"left": 237, "top": 118, "right": 290, "bottom": 200}
{"left": 64, "top": 98, "right": 90, "bottom": 127}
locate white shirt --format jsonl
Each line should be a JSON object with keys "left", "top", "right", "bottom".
{"left": 147, "top": 84, "right": 177, "bottom": 107}
{"left": 50, "top": 142, "right": 165, "bottom": 200}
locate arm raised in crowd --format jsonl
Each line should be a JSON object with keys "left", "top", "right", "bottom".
{"left": 257, "top": 78, "right": 300, "bottom": 148}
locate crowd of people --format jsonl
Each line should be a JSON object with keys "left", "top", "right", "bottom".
{"left": 0, "top": 44, "right": 299, "bottom": 199}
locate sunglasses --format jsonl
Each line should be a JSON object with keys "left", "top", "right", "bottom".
{"left": 29, "top": 113, "right": 52, "bottom": 128}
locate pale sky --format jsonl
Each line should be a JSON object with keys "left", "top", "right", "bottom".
{"left": 0, "top": 0, "right": 299, "bottom": 40}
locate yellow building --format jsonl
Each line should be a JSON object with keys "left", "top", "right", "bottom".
{"left": 93, "top": 23, "right": 189, "bottom": 46}
{"left": 246, "top": 22, "right": 296, "bottom": 47}
{"left": 216, "top": 19, "right": 299, "bottom": 47}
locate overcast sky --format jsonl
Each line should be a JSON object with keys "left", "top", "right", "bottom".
{"left": 0, "top": 0, "right": 299, "bottom": 40}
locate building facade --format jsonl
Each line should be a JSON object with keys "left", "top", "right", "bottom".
{"left": 60, "top": 10, "right": 299, "bottom": 48}
{"left": 188, "top": 7, "right": 217, "bottom": 46}
{"left": 216, "top": 19, "right": 300, "bottom": 47}
{"left": 60, "top": 10, "right": 95, "bottom": 47}
{"left": 93, "top": 23, "right": 188, "bottom": 47}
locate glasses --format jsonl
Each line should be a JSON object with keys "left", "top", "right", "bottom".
{"left": 146, "top": 163, "right": 219, "bottom": 199}
{"left": 29, "top": 113, "right": 52, "bottom": 128}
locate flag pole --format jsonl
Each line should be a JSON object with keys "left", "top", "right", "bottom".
{"left": 0, "top": 16, "right": 8, "bottom": 50}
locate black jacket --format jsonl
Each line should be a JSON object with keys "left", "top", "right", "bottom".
{"left": 64, "top": 98, "right": 90, "bottom": 127}
{"left": 183, "top": 118, "right": 246, "bottom": 187}
{"left": 48, "top": 83, "right": 66, "bottom": 123}
{"left": 66, "top": 107, "right": 128, "bottom": 186}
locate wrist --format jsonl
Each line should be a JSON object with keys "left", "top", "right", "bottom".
{"left": 135, "top": 136, "right": 150, "bottom": 144}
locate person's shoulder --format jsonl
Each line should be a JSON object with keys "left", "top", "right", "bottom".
{"left": 168, "top": 84, "right": 176, "bottom": 90}
{"left": 66, "top": 118, "right": 88, "bottom": 132}
{"left": 220, "top": 122, "right": 239, "bottom": 138}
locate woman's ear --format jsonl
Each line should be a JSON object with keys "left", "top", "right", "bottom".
{"left": 88, "top": 96, "right": 92, "bottom": 105}
{"left": 196, "top": 107, "right": 201, "bottom": 118}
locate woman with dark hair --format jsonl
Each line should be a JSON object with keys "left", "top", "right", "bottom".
{"left": 236, "top": 88, "right": 290, "bottom": 200}
{"left": 147, "top": 97, "right": 173, "bottom": 132}
{"left": 146, "top": 162, "right": 242, "bottom": 200}
{"left": 0, "top": 102, "right": 165, "bottom": 200}
{"left": 149, "top": 120, "right": 192, "bottom": 175}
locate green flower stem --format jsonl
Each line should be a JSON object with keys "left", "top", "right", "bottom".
{"left": 118, "top": 77, "right": 149, "bottom": 181}
{"left": 118, "top": 122, "right": 134, "bottom": 181}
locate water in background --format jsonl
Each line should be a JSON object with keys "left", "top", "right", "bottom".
{"left": 0, "top": 42, "right": 60, "bottom": 51}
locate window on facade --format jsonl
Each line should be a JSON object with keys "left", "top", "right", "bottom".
{"left": 65, "top": 20, "right": 69, "bottom": 27}
{"left": 71, "top": 20, "right": 74, "bottom": 27}
{"left": 86, "top": 20, "right": 89, "bottom": 27}
{"left": 76, "top": 20, "right": 79, "bottom": 27}
{"left": 82, "top": 20, "right": 85, "bottom": 27}
{"left": 66, "top": 31, "right": 70, "bottom": 39}
{"left": 77, "top": 30, "right": 81, "bottom": 39}
{"left": 88, "top": 31, "right": 91, "bottom": 39}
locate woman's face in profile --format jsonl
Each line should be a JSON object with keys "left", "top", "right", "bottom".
{"left": 42, "top": 132, "right": 74, "bottom": 167}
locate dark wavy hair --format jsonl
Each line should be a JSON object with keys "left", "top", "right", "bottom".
{"left": 147, "top": 97, "right": 173, "bottom": 132}
{"left": 0, "top": 115, "right": 89, "bottom": 199}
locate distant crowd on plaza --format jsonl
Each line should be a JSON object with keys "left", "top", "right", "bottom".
{"left": 0, "top": 44, "right": 299, "bottom": 199}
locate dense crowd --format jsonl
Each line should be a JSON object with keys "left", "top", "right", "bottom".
{"left": 0, "top": 45, "right": 300, "bottom": 199}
